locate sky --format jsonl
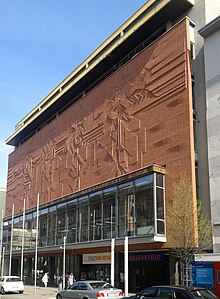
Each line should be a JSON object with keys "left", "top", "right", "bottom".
{"left": 0, "top": 0, "right": 147, "bottom": 188}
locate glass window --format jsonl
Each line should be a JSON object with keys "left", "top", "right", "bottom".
{"left": 158, "top": 288, "right": 172, "bottom": 298}
{"left": 3, "top": 221, "right": 9, "bottom": 250}
{"left": 174, "top": 291, "right": 187, "bottom": 299}
{"left": 89, "top": 191, "right": 102, "bottom": 241}
{"left": 24, "top": 213, "right": 33, "bottom": 249}
{"left": 118, "top": 181, "right": 133, "bottom": 195}
{"left": 135, "top": 186, "right": 154, "bottom": 235}
{"left": 67, "top": 200, "right": 77, "bottom": 243}
{"left": 57, "top": 203, "right": 67, "bottom": 245}
{"left": 78, "top": 196, "right": 89, "bottom": 242}
{"left": 190, "top": 290, "right": 217, "bottom": 299}
{"left": 48, "top": 206, "right": 56, "bottom": 246}
{"left": 118, "top": 192, "right": 134, "bottom": 237}
{"left": 156, "top": 187, "right": 165, "bottom": 235}
{"left": 156, "top": 188, "right": 164, "bottom": 219}
{"left": 12, "top": 216, "right": 23, "bottom": 250}
{"left": 103, "top": 187, "right": 116, "bottom": 239}
{"left": 39, "top": 213, "right": 47, "bottom": 247}
{"left": 135, "top": 174, "right": 153, "bottom": 191}
{"left": 29, "top": 212, "right": 38, "bottom": 249}
{"left": 141, "top": 287, "right": 157, "bottom": 297}
{"left": 156, "top": 173, "right": 163, "bottom": 187}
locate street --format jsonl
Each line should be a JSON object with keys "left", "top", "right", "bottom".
{"left": 0, "top": 285, "right": 57, "bottom": 299}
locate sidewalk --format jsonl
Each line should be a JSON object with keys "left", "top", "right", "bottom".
{"left": 24, "top": 284, "right": 58, "bottom": 296}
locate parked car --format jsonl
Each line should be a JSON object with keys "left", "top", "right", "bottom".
{"left": 128, "top": 285, "right": 218, "bottom": 299}
{"left": 56, "top": 280, "right": 124, "bottom": 299}
{"left": 0, "top": 276, "right": 24, "bottom": 294}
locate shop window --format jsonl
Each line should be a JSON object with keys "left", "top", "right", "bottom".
{"left": 118, "top": 181, "right": 134, "bottom": 237}
{"left": 103, "top": 187, "right": 116, "bottom": 239}
{"left": 67, "top": 200, "right": 77, "bottom": 244}
{"left": 135, "top": 187, "right": 154, "bottom": 236}
{"left": 118, "top": 193, "right": 135, "bottom": 237}
{"left": 47, "top": 205, "right": 56, "bottom": 246}
{"left": 156, "top": 186, "right": 165, "bottom": 235}
{"left": 89, "top": 191, "right": 102, "bottom": 241}
{"left": 78, "top": 196, "right": 89, "bottom": 242}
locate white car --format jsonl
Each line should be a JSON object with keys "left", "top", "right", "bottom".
{"left": 0, "top": 276, "right": 24, "bottom": 294}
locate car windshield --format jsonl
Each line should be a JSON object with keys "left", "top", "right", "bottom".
{"left": 190, "top": 289, "right": 217, "bottom": 299}
{"left": 90, "top": 282, "right": 114, "bottom": 289}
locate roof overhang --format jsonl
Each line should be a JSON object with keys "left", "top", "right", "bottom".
{"left": 6, "top": 0, "right": 194, "bottom": 147}
{"left": 195, "top": 253, "right": 220, "bottom": 262}
{"left": 199, "top": 15, "right": 220, "bottom": 38}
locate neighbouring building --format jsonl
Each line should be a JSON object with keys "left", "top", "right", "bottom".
{"left": 195, "top": 14, "right": 220, "bottom": 295}
{"left": 0, "top": 187, "right": 6, "bottom": 275}
{"left": 3, "top": 0, "right": 220, "bottom": 292}
{"left": 0, "top": 188, "right": 6, "bottom": 215}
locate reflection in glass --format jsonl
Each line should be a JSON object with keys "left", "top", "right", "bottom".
{"left": 103, "top": 187, "right": 116, "bottom": 239}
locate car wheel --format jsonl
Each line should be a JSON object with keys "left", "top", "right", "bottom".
{"left": 19, "top": 290, "right": 24, "bottom": 294}
{"left": 0, "top": 287, "right": 5, "bottom": 294}
{"left": 57, "top": 294, "right": 62, "bottom": 299}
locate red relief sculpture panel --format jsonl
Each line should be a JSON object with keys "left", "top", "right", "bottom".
{"left": 6, "top": 19, "right": 193, "bottom": 216}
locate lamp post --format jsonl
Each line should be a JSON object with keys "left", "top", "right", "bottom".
{"left": 62, "top": 235, "right": 66, "bottom": 289}
{"left": 59, "top": 216, "right": 69, "bottom": 289}
{"left": 1, "top": 247, "right": 5, "bottom": 276}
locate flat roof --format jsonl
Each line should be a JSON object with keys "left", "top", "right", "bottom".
{"left": 6, "top": 0, "right": 194, "bottom": 147}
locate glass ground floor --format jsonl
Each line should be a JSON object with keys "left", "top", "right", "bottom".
{"left": 5, "top": 249, "right": 171, "bottom": 292}
{"left": 3, "top": 167, "right": 165, "bottom": 252}
{"left": 2, "top": 165, "right": 168, "bottom": 292}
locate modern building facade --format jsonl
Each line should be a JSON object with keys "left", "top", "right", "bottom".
{"left": 3, "top": 0, "right": 220, "bottom": 292}
{"left": 194, "top": 14, "right": 220, "bottom": 295}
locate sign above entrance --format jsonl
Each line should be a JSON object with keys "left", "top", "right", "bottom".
{"left": 129, "top": 251, "right": 165, "bottom": 262}
{"left": 83, "top": 253, "right": 111, "bottom": 264}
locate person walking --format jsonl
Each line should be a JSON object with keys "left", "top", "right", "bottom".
{"left": 42, "top": 273, "right": 49, "bottom": 287}
{"left": 69, "top": 273, "right": 76, "bottom": 286}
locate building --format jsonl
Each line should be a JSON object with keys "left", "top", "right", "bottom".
{"left": 0, "top": 188, "right": 6, "bottom": 216}
{"left": 0, "top": 187, "right": 6, "bottom": 276}
{"left": 3, "top": 0, "right": 220, "bottom": 292}
{"left": 194, "top": 15, "right": 220, "bottom": 295}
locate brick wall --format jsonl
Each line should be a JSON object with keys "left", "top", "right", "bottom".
{"left": 6, "top": 18, "right": 194, "bottom": 218}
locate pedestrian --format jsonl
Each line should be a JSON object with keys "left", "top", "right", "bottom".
{"left": 42, "top": 273, "right": 49, "bottom": 288}
{"left": 69, "top": 273, "right": 76, "bottom": 286}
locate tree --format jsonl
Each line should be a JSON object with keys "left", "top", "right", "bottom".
{"left": 167, "top": 176, "right": 212, "bottom": 286}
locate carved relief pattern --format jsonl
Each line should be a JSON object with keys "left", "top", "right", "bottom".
{"left": 6, "top": 20, "right": 192, "bottom": 215}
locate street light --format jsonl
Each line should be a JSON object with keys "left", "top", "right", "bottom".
{"left": 1, "top": 247, "right": 5, "bottom": 276}
{"left": 59, "top": 217, "right": 69, "bottom": 289}
{"left": 62, "top": 235, "right": 66, "bottom": 289}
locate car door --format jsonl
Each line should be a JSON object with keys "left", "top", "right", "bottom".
{"left": 173, "top": 290, "right": 189, "bottom": 299}
{"left": 78, "top": 282, "right": 91, "bottom": 299}
{"left": 64, "top": 282, "right": 80, "bottom": 299}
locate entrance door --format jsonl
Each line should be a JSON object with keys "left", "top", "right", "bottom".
{"left": 129, "top": 261, "right": 169, "bottom": 293}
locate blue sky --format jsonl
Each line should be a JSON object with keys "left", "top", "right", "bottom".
{"left": 0, "top": 0, "right": 147, "bottom": 188}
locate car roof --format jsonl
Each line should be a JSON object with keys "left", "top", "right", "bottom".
{"left": 1, "top": 276, "right": 20, "bottom": 278}
{"left": 150, "top": 286, "right": 206, "bottom": 291}
{"left": 76, "top": 280, "right": 107, "bottom": 283}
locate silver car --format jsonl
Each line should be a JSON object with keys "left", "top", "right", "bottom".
{"left": 56, "top": 280, "right": 124, "bottom": 299}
